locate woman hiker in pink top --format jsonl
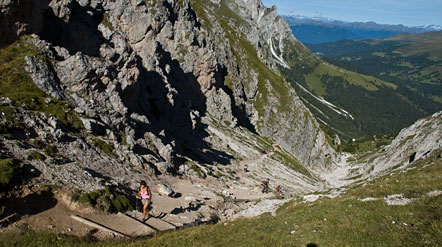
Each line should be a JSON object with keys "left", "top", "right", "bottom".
{"left": 136, "top": 180, "right": 152, "bottom": 221}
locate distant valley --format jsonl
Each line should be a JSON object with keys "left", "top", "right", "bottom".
{"left": 280, "top": 29, "right": 442, "bottom": 140}
{"left": 307, "top": 31, "right": 442, "bottom": 105}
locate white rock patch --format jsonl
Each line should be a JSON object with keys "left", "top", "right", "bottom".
{"left": 303, "top": 194, "right": 321, "bottom": 202}
{"left": 384, "top": 194, "right": 415, "bottom": 206}
{"left": 232, "top": 199, "right": 290, "bottom": 219}
{"left": 359, "top": 197, "right": 379, "bottom": 202}
{"left": 427, "top": 190, "right": 442, "bottom": 197}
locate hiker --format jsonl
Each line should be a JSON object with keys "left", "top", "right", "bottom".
{"left": 136, "top": 180, "right": 152, "bottom": 221}
{"left": 261, "top": 178, "right": 270, "bottom": 193}
{"left": 276, "top": 185, "right": 285, "bottom": 198}
{"left": 244, "top": 164, "right": 249, "bottom": 172}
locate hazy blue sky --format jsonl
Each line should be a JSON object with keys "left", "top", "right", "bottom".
{"left": 261, "top": 0, "right": 442, "bottom": 26}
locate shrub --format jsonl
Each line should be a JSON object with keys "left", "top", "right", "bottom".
{"left": 110, "top": 195, "right": 132, "bottom": 213}
{"left": 0, "top": 158, "right": 18, "bottom": 185}
{"left": 43, "top": 145, "right": 57, "bottom": 156}
{"left": 100, "top": 12, "right": 114, "bottom": 31}
{"left": 90, "top": 138, "right": 115, "bottom": 156}
{"left": 190, "top": 163, "right": 205, "bottom": 178}
{"left": 209, "top": 213, "right": 220, "bottom": 224}
{"left": 27, "top": 151, "right": 45, "bottom": 161}
{"left": 71, "top": 187, "right": 133, "bottom": 213}
{"left": 71, "top": 192, "right": 80, "bottom": 202}
{"left": 33, "top": 140, "right": 57, "bottom": 156}
{"left": 32, "top": 139, "right": 46, "bottom": 149}
{"left": 79, "top": 193, "right": 95, "bottom": 206}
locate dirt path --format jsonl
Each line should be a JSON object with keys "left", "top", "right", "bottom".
{"left": 0, "top": 172, "right": 274, "bottom": 238}
{"left": 0, "top": 146, "right": 313, "bottom": 238}
{"left": 0, "top": 190, "right": 119, "bottom": 239}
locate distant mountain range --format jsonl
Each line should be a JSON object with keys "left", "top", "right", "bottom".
{"left": 284, "top": 15, "right": 442, "bottom": 44}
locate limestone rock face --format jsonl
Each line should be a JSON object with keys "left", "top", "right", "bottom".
{"left": 221, "top": 0, "right": 336, "bottom": 170}
{"left": 363, "top": 111, "right": 442, "bottom": 177}
{"left": 81, "top": 118, "right": 106, "bottom": 135}
{"left": 1, "top": 0, "right": 337, "bottom": 195}
{"left": 233, "top": 0, "right": 298, "bottom": 67}
{"left": 24, "top": 56, "right": 71, "bottom": 102}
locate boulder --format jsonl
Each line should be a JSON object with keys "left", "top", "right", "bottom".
{"left": 81, "top": 118, "right": 106, "bottom": 135}
{"left": 155, "top": 162, "right": 173, "bottom": 174}
{"left": 157, "top": 183, "right": 174, "bottom": 197}
{"left": 24, "top": 56, "right": 70, "bottom": 102}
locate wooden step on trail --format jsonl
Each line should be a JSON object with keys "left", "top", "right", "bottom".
{"left": 117, "top": 212, "right": 155, "bottom": 234}
{"left": 70, "top": 215, "right": 132, "bottom": 238}
{"left": 125, "top": 210, "right": 176, "bottom": 232}
{"left": 71, "top": 213, "right": 156, "bottom": 238}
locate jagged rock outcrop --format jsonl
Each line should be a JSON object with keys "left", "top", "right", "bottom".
{"left": 1, "top": 0, "right": 336, "bottom": 196}
{"left": 362, "top": 111, "right": 442, "bottom": 178}
{"left": 233, "top": 0, "right": 294, "bottom": 66}
{"left": 24, "top": 55, "right": 72, "bottom": 103}
{"left": 220, "top": 0, "right": 336, "bottom": 170}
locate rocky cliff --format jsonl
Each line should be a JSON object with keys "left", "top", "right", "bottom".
{"left": 361, "top": 111, "right": 442, "bottom": 178}
{"left": 0, "top": 0, "right": 337, "bottom": 200}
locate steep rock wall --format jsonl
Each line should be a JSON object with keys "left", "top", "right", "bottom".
{"left": 1, "top": 0, "right": 337, "bottom": 192}
{"left": 363, "top": 111, "right": 442, "bottom": 178}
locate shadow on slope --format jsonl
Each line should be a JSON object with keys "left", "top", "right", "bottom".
{"left": 0, "top": 191, "right": 57, "bottom": 227}
{"left": 125, "top": 44, "right": 234, "bottom": 172}
{"left": 39, "top": 1, "right": 106, "bottom": 57}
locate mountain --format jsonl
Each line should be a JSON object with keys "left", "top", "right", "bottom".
{"left": 284, "top": 15, "right": 441, "bottom": 44}
{"left": 0, "top": 0, "right": 337, "bottom": 227}
{"left": 1, "top": 0, "right": 441, "bottom": 244}
{"left": 282, "top": 18, "right": 442, "bottom": 135}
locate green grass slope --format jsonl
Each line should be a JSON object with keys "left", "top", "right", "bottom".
{"left": 281, "top": 59, "right": 426, "bottom": 140}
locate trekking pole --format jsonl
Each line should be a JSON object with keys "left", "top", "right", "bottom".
{"left": 135, "top": 198, "right": 138, "bottom": 219}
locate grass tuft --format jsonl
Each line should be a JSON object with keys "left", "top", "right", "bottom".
{"left": 27, "top": 151, "right": 45, "bottom": 161}
{"left": 90, "top": 138, "right": 115, "bottom": 156}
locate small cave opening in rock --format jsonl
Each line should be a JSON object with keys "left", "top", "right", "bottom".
{"left": 409, "top": 152, "right": 417, "bottom": 164}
